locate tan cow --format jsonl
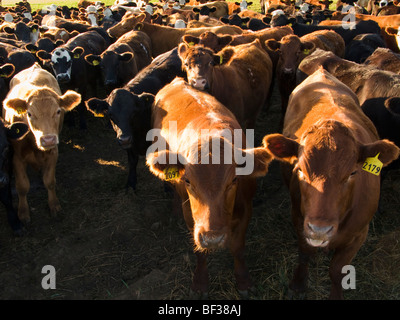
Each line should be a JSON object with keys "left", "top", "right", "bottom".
{"left": 146, "top": 77, "right": 273, "bottom": 298}
{"left": 178, "top": 39, "right": 273, "bottom": 130}
{"left": 263, "top": 68, "right": 399, "bottom": 299}
{"left": 2, "top": 63, "right": 81, "bottom": 224}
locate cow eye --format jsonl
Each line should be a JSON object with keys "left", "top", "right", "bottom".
{"left": 184, "top": 178, "right": 190, "bottom": 185}
{"left": 27, "top": 112, "right": 32, "bottom": 117}
{"left": 209, "top": 60, "right": 216, "bottom": 66}
{"left": 349, "top": 170, "right": 357, "bottom": 178}
{"left": 57, "top": 109, "right": 61, "bottom": 115}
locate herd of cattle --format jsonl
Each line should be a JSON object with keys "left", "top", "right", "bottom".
{"left": 1, "top": 0, "right": 400, "bottom": 300}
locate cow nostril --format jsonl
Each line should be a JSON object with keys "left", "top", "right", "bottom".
{"left": 307, "top": 223, "right": 334, "bottom": 235}
{"left": 199, "top": 232, "right": 226, "bottom": 248}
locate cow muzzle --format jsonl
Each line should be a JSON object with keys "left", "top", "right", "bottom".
{"left": 304, "top": 222, "right": 335, "bottom": 248}
{"left": 56, "top": 73, "right": 71, "bottom": 83}
{"left": 40, "top": 134, "right": 58, "bottom": 149}
{"left": 190, "top": 77, "right": 208, "bottom": 90}
{"left": 198, "top": 230, "right": 227, "bottom": 250}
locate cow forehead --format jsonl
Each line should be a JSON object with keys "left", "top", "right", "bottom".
{"left": 51, "top": 48, "right": 71, "bottom": 63}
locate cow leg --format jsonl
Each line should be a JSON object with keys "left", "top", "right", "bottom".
{"left": 42, "top": 154, "right": 61, "bottom": 217}
{"left": 13, "top": 158, "right": 30, "bottom": 224}
{"left": 0, "top": 185, "right": 24, "bottom": 236}
{"left": 189, "top": 251, "right": 209, "bottom": 299}
{"left": 126, "top": 148, "right": 138, "bottom": 191}
{"left": 289, "top": 206, "right": 318, "bottom": 298}
{"left": 231, "top": 239, "right": 253, "bottom": 298}
{"left": 328, "top": 229, "right": 368, "bottom": 300}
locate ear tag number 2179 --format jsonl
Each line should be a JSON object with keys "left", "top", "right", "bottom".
{"left": 362, "top": 153, "right": 383, "bottom": 176}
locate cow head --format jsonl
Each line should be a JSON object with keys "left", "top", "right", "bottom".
{"left": 263, "top": 121, "right": 400, "bottom": 248}
{"left": 36, "top": 47, "right": 84, "bottom": 84}
{"left": 107, "top": 12, "right": 146, "bottom": 38}
{"left": 178, "top": 42, "right": 235, "bottom": 90}
{"left": 265, "top": 35, "right": 315, "bottom": 76}
{"left": 0, "top": 120, "right": 29, "bottom": 187}
{"left": 85, "top": 48, "right": 134, "bottom": 88}
{"left": 147, "top": 135, "right": 272, "bottom": 251}
{"left": 85, "top": 90, "right": 154, "bottom": 149}
{"left": 4, "top": 88, "right": 81, "bottom": 151}
{"left": 183, "top": 32, "right": 233, "bottom": 53}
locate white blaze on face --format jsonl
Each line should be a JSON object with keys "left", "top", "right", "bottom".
{"left": 174, "top": 19, "right": 186, "bottom": 28}
{"left": 300, "top": 2, "right": 310, "bottom": 12}
{"left": 23, "top": 12, "right": 33, "bottom": 20}
{"left": 179, "top": 0, "right": 186, "bottom": 6}
{"left": 4, "top": 13, "right": 13, "bottom": 22}
{"left": 51, "top": 48, "right": 72, "bottom": 79}
{"left": 240, "top": 0, "right": 248, "bottom": 11}
{"left": 145, "top": 4, "right": 154, "bottom": 14}
{"left": 271, "top": 9, "right": 285, "bottom": 16}
{"left": 379, "top": 0, "right": 388, "bottom": 7}
{"left": 87, "top": 13, "right": 98, "bottom": 26}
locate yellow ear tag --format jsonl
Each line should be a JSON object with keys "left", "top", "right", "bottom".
{"left": 188, "top": 41, "right": 195, "bottom": 47}
{"left": 362, "top": 153, "right": 383, "bottom": 176}
{"left": 219, "top": 55, "right": 223, "bottom": 64}
{"left": 303, "top": 49, "right": 310, "bottom": 55}
{"left": 92, "top": 60, "right": 100, "bottom": 66}
{"left": 74, "top": 53, "right": 80, "bottom": 59}
{"left": 16, "top": 128, "right": 20, "bottom": 134}
{"left": 32, "top": 28, "right": 37, "bottom": 33}
{"left": 288, "top": 23, "right": 292, "bottom": 27}
{"left": 137, "top": 25, "right": 141, "bottom": 30}
{"left": 94, "top": 112, "right": 104, "bottom": 118}
{"left": 164, "top": 166, "right": 180, "bottom": 181}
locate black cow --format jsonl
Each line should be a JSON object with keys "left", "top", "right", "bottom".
{"left": 2, "top": 21, "right": 40, "bottom": 44}
{"left": 220, "top": 14, "right": 250, "bottom": 29}
{"left": 345, "top": 33, "right": 386, "bottom": 63}
{"left": 85, "top": 47, "right": 186, "bottom": 191}
{"left": 291, "top": 19, "right": 381, "bottom": 44}
{"left": 361, "top": 97, "right": 400, "bottom": 170}
{"left": 36, "top": 28, "right": 111, "bottom": 129}
{"left": 85, "top": 30, "right": 152, "bottom": 92}
{"left": 0, "top": 42, "right": 36, "bottom": 75}
{"left": 0, "top": 119, "right": 29, "bottom": 236}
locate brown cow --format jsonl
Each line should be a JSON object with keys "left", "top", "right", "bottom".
{"left": 107, "top": 12, "right": 243, "bottom": 57}
{"left": 2, "top": 63, "right": 81, "bottom": 224}
{"left": 265, "top": 30, "right": 345, "bottom": 118}
{"left": 364, "top": 47, "right": 400, "bottom": 73}
{"left": 178, "top": 39, "right": 273, "bottom": 130}
{"left": 263, "top": 68, "right": 400, "bottom": 299}
{"left": 146, "top": 76, "right": 273, "bottom": 297}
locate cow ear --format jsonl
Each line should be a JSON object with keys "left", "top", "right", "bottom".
{"left": 24, "top": 43, "right": 38, "bottom": 54}
{"left": 384, "top": 97, "right": 400, "bottom": 115}
{"left": 4, "top": 98, "right": 27, "bottom": 115}
{"left": 218, "top": 35, "right": 233, "bottom": 48}
{"left": 265, "top": 39, "right": 281, "bottom": 51}
{"left": 6, "top": 122, "right": 29, "bottom": 141}
{"left": 119, "top": 52, "right": 134, "bottom": 62}
{"left": 0, "top": 63, "right": 15, "bottom": 78}
{"left": 3, "top": 26, "right": 15, "bottom": 34}
{"left": 300, "top": 41, "right": 315, "bottom": 55}
{"left": 36, "top": 49, "right": 52, "bottom": 61}
{"left": 385, "top": 26, "right": 398, "bottom": 36}
{"left": 72, "top": 47, "right": 84, "bottom": 59}
{"left": 192, "top": 7, "right": 201, "bottom": 12}
{"left": 215, "top": 48, "right": 234, "bottom": 64}
{"left": 85, "top": 98, "right": 109, "bottom": 117}
{"left": 178, "top": 42, "right": 189, "bottom": 60}
{"left": 85, "top": 54, "right": 101, "bottom": 66}
{"left": 55, "top": 39, "right": 65, "bottom": 47}
{"left": 135, "top": 22, "right": 144, "bottom": 31}
{"left": 182, "top": 35, "right": 200, "bottom": 46}
{"left": 59, "top": 90, "right": 82, "bottom": 112}
{"left": 248, "top": 1, "right": 253, "bottom": 5}
{"left": 146, "top": 150, "right": 186, "bottom": 182}
{"left": 209, "top": 6, "right": 217, "bottom": 12}
{"left": 237, "top": 146, "right": 273, "bottom": 177}
{"left": 358, "top": 139, "right": 400, "bottom": 166}
{"left": 263, "top": 133, "right": 299, "bottom": 163}
{"left": 138, "top": 93, "right": 155, "bottom": 108}
{"left": 263, "top": 16, "right": 271, "bottom": 24}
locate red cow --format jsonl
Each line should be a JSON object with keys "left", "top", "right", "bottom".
{"left": 146, "top": 77, "right": 273, "bottom": 298}
{"left": 263, "top": 68, "right": 399, "bottom": 299}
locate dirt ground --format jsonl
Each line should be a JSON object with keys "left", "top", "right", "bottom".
{"left": 0, "top": 79, "right": 399, "bottom": 301}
